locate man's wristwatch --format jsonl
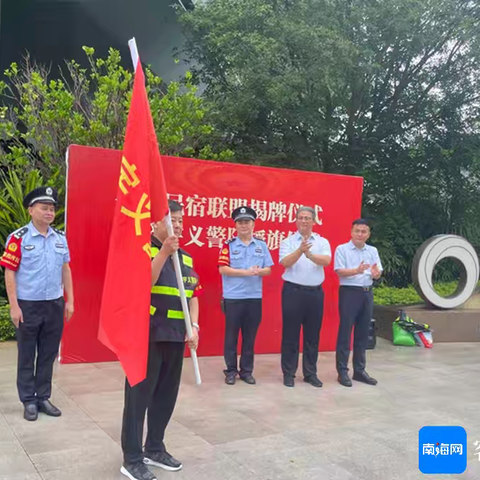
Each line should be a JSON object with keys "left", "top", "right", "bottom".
{"left": 191, "top": 322, "right": 200, "bottom": 332}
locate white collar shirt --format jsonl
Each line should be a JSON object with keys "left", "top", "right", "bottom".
{"left": 279, "top": 232, "right": 331, "bottom": 286}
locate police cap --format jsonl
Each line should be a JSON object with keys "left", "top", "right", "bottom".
{"left": 23, "top": 186, "right": 58, "bottom": 208}
{"left": 232, "top": 206, "right": 257, "bottom": 222}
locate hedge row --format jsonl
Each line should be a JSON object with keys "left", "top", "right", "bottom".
{"left": 373, "top": 281, "right": 462, "bottom": 306}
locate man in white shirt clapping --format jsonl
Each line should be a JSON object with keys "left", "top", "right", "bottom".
{"left": 334, "top": 219, "right": 383, "bottom": 388}
{"left": 279, "top": 206, "right": 331, "bottom": 388}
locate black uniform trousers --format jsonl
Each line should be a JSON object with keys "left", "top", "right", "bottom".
{"left": 121, "top": 341, "right": 185, "bottom": 465}
{"left": 281, "top": 282, "right": 324, "bottom": 379}
{"left": 336, "top": 286, "right": 374, "bottom": 374}
{"left": 223, "top": 298, "right": 262, "bottom": 377}
{"left": 16, "top": 298, "right": 64, "bottom": 404}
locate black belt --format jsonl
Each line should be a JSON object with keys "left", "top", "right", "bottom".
{"left": 341, "top": 285, "right": 373, "bottom": 292}
{"left": 284, "top": 281, "right": 322, "bottom": 291}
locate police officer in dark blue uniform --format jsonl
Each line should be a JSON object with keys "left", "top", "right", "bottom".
{"left": 1, "top": 187, "right": 74, "bottom": 421}
{"left": 218, "top": 206, "right": 273, "bottom": 385}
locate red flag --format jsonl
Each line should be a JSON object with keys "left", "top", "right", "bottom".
{"left": 98, "top": 60, "right": 168, "bottom": 386}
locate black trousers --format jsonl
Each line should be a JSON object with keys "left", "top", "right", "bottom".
{"left": 16, "top": 298, "right": 64, "bottom": 404}
{"left": 336, "top": 286, "right": 374, "bottom": 374}
{"left": 223, "top": 298, "right": 262, "bottom": 377}
{"left": 121, "top": 341, "right": 185, "bottom": 465}
{"left": 281, "top": 282, "right": 324, "bottom": 378}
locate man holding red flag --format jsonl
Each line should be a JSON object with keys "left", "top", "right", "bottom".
{"left": 121, "top": 200, "right": 201, "bottom": 480}
{"left": 97, "top": 54, "right": 200, "bottom": 480}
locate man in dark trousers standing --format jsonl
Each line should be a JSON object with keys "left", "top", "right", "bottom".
{"left": 279, "top": 206, "right": 331, "bottom": 388}
{"left": 121, "top": 200, "right": 201, "bottom": 480}
{"left": 1, "top": 187, "right": 74, "bottom": 421}
{"left": 218, "top": 206, "right": 273, "bottom": 385}
{"left": 334, "top": 218, "right": 383, "bottom": 387}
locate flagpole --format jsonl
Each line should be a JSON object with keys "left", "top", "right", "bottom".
{"left": 128, "top": 38, "right": 202, "bottom": 385}
{"left": 164, "top": 212, "right": 202, "bottom": 386}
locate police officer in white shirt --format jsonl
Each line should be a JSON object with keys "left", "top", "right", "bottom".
{"left": 334, "top": 218, "right": 383, "bottom": 387}
{"left": 279, "top": 206, "right": 331, "bottom": 388}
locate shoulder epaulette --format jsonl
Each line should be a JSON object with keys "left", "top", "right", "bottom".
{"left": 53, "top": 227, "right": 65, "bottom": 236}
{"left": 13, "top": 226, "right": 29, "bottom": 239}
{"left": 225, "top": 237, "right": 236, "bottom": 245}
{"left": 253, "top": 236, "right": 266, "bottom": 243}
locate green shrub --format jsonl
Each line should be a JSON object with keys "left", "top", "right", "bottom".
{"left": 374, "top": 285, "right": 423, "bottom": 306}
{"left": 0, "top": 304, "right": 15, "bottom": 341}
{"left": 374, "top": 281, "right": 479, "bottom": 306}
{"left": 433, "top": 281, "right": 460, "bottom": 297}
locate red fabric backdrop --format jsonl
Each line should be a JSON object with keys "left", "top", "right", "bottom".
{"left": 60, "top": 145, "right": 363, "bottom": 363}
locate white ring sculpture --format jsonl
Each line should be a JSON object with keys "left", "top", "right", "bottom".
{"left": 412, "top": 235, "right": 479, "bottom": 309}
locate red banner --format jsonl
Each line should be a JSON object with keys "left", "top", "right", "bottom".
{"left": 61, "top": 145, "right": 363, "bottom": 364}
{"left": 98, "top": 61, "right": 169, "bottom": 386}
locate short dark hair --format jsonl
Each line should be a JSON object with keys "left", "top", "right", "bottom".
{"left": 296, "top": 206, "right": 316, "bottom": 221}
{"left": 168, "top": 199, "right": 183, "bottom": 213}
{"left": 352, "top": 218, "right": 370, "bottom": 228}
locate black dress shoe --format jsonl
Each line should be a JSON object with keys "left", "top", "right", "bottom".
{"left": 338, "top": 372, "right": 352, "bottom": 387}
{"left": 38, "top": 400, "right": 62, "bottom": 417}
{"left": 353, "top": 371, "right": 377, "bottom": 385}
{"left": 304, "top": 376, "right": 323, "bottom": 388}
{"left": 225, "top": 375, "right": 236, "bottom": 385}
{"left": 283, "top": 376, "right": 294, "bottom": 387}
{"left": 24, "top": 403, "right": 38, "bottom": 421}
{"left": 240, "top": 374, "right": 256, "bottom": 385}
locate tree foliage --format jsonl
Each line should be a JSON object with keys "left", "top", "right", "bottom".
{"left": 0, "top": 46, "right": 233, "bottom": 185}
{"left": 179, "top": 0, "right": 480, "bottom": 284}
